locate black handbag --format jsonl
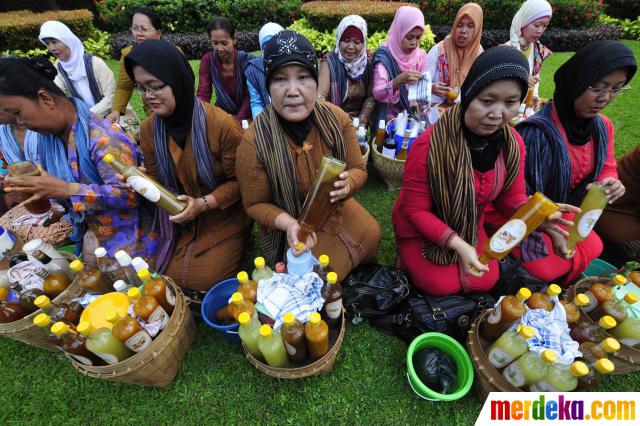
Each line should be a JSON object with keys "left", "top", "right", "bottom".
{"left": 489, "top": 254, "right": 546, "bottom": 299}
{"left": 342, "top": 263, "right": 411, "bottom": 320}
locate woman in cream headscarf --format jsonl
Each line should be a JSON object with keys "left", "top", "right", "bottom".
{"left": 503, "top": 0, "right": 553, "bottom": 100}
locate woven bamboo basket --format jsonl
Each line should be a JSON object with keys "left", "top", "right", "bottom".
{"left": 66, "top": 276, "right": 196, "bottom": 387}
{"left": 243, "top": 309, "right": 346, "bottom": 379}
{"left": 371, "top": 144, "right": 405, "bottom": 190}
{"left": 362, "top": 141, "right": 370, "bottom": 168}
{"left": 466, "top": 310, "right": 520, "bottom": 401}
{"left": 566, "top": 277, "right": 640, "bottom": 375}
{"left": 0, "top": 253, "right": 81, "bottom": 351}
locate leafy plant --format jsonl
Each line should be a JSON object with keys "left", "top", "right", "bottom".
{"left": 301, "top": 1, "right": 416, "bottom": 33}
{"left": 82, "top": 29, "right": 112, "bottom": 59}
{"left": 600, "top": 14, "right": 640, "bottom": 40}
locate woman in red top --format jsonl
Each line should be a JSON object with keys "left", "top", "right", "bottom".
{"left": 393, "top": 47, "right": 566, "bottom": 297}
{"left": 515, "top": 41, "right": 636, "bottom": 284}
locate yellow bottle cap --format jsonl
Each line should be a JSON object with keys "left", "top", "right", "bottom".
{"left": 611, "top": 274, "right": 628, "bottom": 286}
{"left": 237, "top": 271, "right": 249, "bottom": 283}
{"left": 33, "top": 313, "right": 51, "bottom": 328}
{"left": 76, "top": 321, "right": 93, "bottom": 336}
{"left": 601, "top": 338, "right": 621, "bottom": 353}
{"left": 624, "top": 293, "right": 639, "bottom": 304}
{"left": 309, "top": 312, "right": 321, "bottom": 324}
{"left": 294, "top": 242, "right": 305, "bottom": 250}
{"left": 50, "top": 321, "right": 69, "bottom": 336}
{"left": 319, "top": 255, "right": 330, "bottom": 267}
{"left": 34, "top": 295, "right": 51, "bottom": 309}
{"left": 541, "top": 349, "right": 557, "bottom": 364}
{"left": 259, "top": 324, "right": 272, "bottom": 338}
{"left": 0, "top": 288, "right": 8, "bottom": 301}
{"left": 103, "top": 153, "right": 115, "bottom": 164}
{"left": 283, "top": 312, "right": 295, "bottom": 326}
{"left": 105, "top": 310, "right": 120, "bottom": 323}
{"left": 599, "top": 315, "right": 617, "bottom": 330}
{"left": 327, "top": 272, "right": 338, "bottom": 285}
{"left": 594, "top": 358, "right": 614, "bottom": 374}
{"left": 237, "top": 312, "right": 251, "bottom": 326}
{"left": 254, "top": 257, "right": 265, "bottom": 269}
{"left": 231, "top": 292, "right": 244, "bottom": 304}
{"left": 570, "top": 361, "right": 589, "bottom": 377}
{"left": 546, "top": 284, "right": 561, "bottom": 297}
{"left": 518, "top": 325, "right": 535, "bottom": 340}
{"left": 516, "top": 288, "right": 532, "bottom": 301}
{"left": 574, "top": 293, "right": 590, "bottom": 307}
{"left": 69, "top": 260, "right": 85, "bottom": 272}
{"left": 127, "top": 287, "right": 142, "bottom": 302}
{"left": 137, "top": 269, "right": 151, "bottom": 281}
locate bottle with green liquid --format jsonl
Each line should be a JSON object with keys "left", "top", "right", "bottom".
{"left": 77, "top": 320, "right": 132, "bottom": 365}
{"left": 487, "top": 325, "right": 536, "bottom": 369}
{"left": 258, "top": 324, "right": 289, "bottom": 368}
{"left": 566, "top": 183, "right": 608, "bottom": 253}
{"left": 529, "top": 361, "right": 589, "bottom": 392}
{"left": 502, "top": 349, "right": 557, "bottom": 388}
{"left": 238, "top": 312, "right": 263, "bottom": 360}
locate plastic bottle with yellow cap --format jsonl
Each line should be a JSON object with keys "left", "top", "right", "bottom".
{"left": 579, "top": 337, "right": 620, "bottom": 364}
{"left": 281, "top": 312, "right": 307, "bottom": 363}
{"left": 487, "top": 325, "right": 536, "bottom": 369}
{"left": 566, "top": 183, "right": 608, "bottom": 254}
{"left": 257, "top": 324, "right": 289, "bottom": 367}
{"left": 527, "top": 284, "right": 562, "bottom": 311}
{"left": 236, "top": 271, "right": 257, "bottom": 303}
{"left": 70, "top": 259, "right": 112, "bottom": 295}
{"left": 251, "top": 257, "right": 273, "bottom": 283}
{"left": 305, "top": 312, "right": 329, "bottom": 360}
{"left": 229, "top": 292, "right": 255, "bottom": 321}
{"left": 102, "top": 153, "right": 185, "bottom": 216}
{"left": 78, "top": 320, "right": 132, "bottom": 365}
{"left": 561, "top": 293, "right": 590, "bottom": 324}
{"left": 481, "top": 288, "right": 532, "bottom": 341}
{"left": 591, "top": 292, "right": 634, "bottom": 324}
{"left": 32, "top": 313, "right": 63, "bottom": 346}
{"left": 607, "top": 274, "right": 628, "bottom": 288}
{"left": 141, "top": 271, "right": 174, "bottom": 315}
{"left": 577, "top": 358, "right": 615, "bottom": 389}
{"left": 321, "top": 272, "right": 343, "bottom": 329}
{"left": 34, "top": 295, "right": 79, "bottom": 325}
{"left": 237, "top": 311, "right": 263, "bottom": 359}
{"left": 502, "top": 349, "right": 557, "bottom": 388}
{"left": 106, "top": 310, "right": 152, "bottom": 353}
{"left": 530, "top": 361, "right": 589, "bottom": 392}
{"left": 610, "top": 296, "right": 640, "bottom": 347}
{"left": 314, "top": 254, "right": 334, "bottom": 283}
{"left": 51, "top": 321, "right": 103, "bottom": 366}
{"left": 570, "top": 315, "right": 618, "bottom": 344}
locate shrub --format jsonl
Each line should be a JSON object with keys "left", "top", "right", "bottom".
{"left": 301, "top": 1, "right": 416, "bottom": 33}
{"left": 221, "top": 0, "right": 302, "bottom": 31}
{"left": 2, "top": 29, "right": 113, "bottom": 59}
{"left": 600, "top": 14, "right": 640, "bottom": 40}
{"left": 0, "top": 1, "right": 97, "bottom": 13}
{"left": 606, "top": 0, "right": 640, "bottom": 20}
{"left": 0, "top": 9, "right": 94, "bottom": 52}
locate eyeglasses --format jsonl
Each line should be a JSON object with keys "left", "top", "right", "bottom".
{"left": 135, "top": 83, "right": 167, "bottom": 96}
{"left": 587, "top": 85, "right": 631, "bottom": 98}
{"left": 131, "top": 26, "right": 157, "bottom": 34}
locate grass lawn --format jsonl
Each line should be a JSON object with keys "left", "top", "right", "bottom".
{"left": 1, "top": 41, "right": 640, "bottom": 425}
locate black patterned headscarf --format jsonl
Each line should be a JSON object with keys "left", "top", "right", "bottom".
{"left": 263, "top": 30, "right": 318, "bottom": 85}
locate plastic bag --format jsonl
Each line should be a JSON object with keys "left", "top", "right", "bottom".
{"left": 412, "top": 348, "right": 457, "bottom": 394}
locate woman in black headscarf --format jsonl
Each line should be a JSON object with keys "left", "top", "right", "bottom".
{"left": 516, "top": 40, "right": 637, "bottom": 283}
{"left": 235, "top": 30, "right": 380, "bottom": 279}
{"left": 124, "top": 39, "right": 252, "bottom": 297}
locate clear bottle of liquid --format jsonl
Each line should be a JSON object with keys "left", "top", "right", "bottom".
{"left": 106, "top": 310, "right": 152, "bottom": 353}
{"left": 305, "top": 312, "right": 329, "bottom": 360}
{"left": 529, "top": 361, "right": 589, "bottom": 392}
{"left": 561, "top": 293, "right": 590, "bottom": 324}
{"left": 114, "top": 250, "right": 143, "bottom": 287}
{"left": 70, "top": 260, "right": 112, "bottom": 295}
{"left": 237, "top": 311, "right": 263, "bottom": 360}
{"left": 94, "top": 247, "right": 120, "bottom": 283}
{"left": 78, "top": 320, "right": 132, "bottom": 365}
{"left": 579, "top": 337, "right": 620, "bottom": 364}
{"left": 480, "top": 288, "right": 532, "bottom": 341}
{"left": 357, "top": 126, "right": 368, "bottom": 155}
{"left": 258, "top": 324, "right": 289, "bottom": 368}
{"left": 281, "top": 312, "right": 307, "bottom": 364}
{"left": 486, "top": 325, "right": 535, "bottom": 369}
{"left": 321, "top": 272, "right": 343, "bottom": 329}
{"left": 570, "top": 315, "right": 617, "bottom": 344}
{"left": 502, "top": 349, "right": 557, "bottom": 388}
{"left": 252, "top": 257, "right": 273, "bottom": 283}
{"left": 229, "top": 292, "right": 255, "bottom": 321}
{"left": 314, "top": 254, "right": 334, "bottom": 283}
{"left": 236, "top": 271, "right": 257, "bottom": 303}
{"left": 374, "top": 119, "right": 386, "bottom": 152}
{"left": 527, "top": 284, "right": 561, "bottom": 311}
{"left": 566, "top": 184, "right": 608, "bottom": 253}
{"left": 141, "top": 271, "right": 175, "bottom": 315}
{"left": 51, "top": 321, "right": 103, "bottom": 366}
{"left": 34, "top": 295, "right": 80, "bottom": 325}
{"left": 576, "top": 358, "right": 615, "bottom": 389}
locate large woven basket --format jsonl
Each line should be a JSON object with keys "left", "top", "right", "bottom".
{"left": 0, "top": 253, "right": 81, "bottom": 351}
{"left": 466, "top": 310, "right": 520, "bottom": 401}
{"left": 371, "top": 144, "right": 405, "bottom": 190}
{"left": 566, "top": 277, "right": 640, "bottom": 375}
{"left": 66, "top": 277, "right": 196, "bottom": 387}
{"left": 243, "top": 309, "right": 346, "bottom": 379}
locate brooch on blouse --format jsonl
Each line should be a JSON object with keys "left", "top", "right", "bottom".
{"left": 302, "top": 142, "right": 313, "bottom": 153}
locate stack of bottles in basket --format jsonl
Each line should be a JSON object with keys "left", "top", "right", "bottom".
{"left": 0, "top": 227, "right": 176, "bottom": 366}
{"left": 216, "top": 255, "right": 342, "bottom": 368}
{"left": 478, "top": 274, "right": 640, "bottom": 391}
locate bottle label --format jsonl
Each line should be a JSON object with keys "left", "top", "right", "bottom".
{"left": 487, "top": 347, "right": 514, "bottom": 369}
{"left": 166, "top": 286, "right": 176, "bottom": 307}
{"left": 381, "top": 147, "right": 397, "bottom": 159}
{"left": 284, "top": 341, "right": 297, "bottom": 356}
{"left": 486, "top": 303, "right": 502, "bottom": 324}
{"left": 148, "top": 305, "right": 169, "bottom": 330}
{"left": 93, "top": 351, "right": 119, "bottom": 365}
{"left": 68, "top": 353, "right": 93, "bottom": 366}
{"left": 125, "top": 330, "right": 152, "bottom": 353}
{"left": 127, "top": 176, "right": 161, "bottom": 203}
{"left": 325, "top": 299, "right": 343, "bottom": 319}
{"left": 577, "top": 209, "right": 603, "bottom": 238}
{"left": 530, "top": 380, "right": 557, "bottom": 392}
{"left": 503, "top": 362, "right": 526, "bottom": 388}
{"left": 489, "top": 219, "right": 527, "bottom": 254}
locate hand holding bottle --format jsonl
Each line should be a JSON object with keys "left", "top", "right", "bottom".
{"left": 276, "top": 214, "right": 317, "bottom": 255}
{"left": 431, "top": 82, "right": 449, "bottom": 98}
{"left": 547, "top": 227, "right": 575, "bottom": 260}
{"left": 4, "top": 164, "right": 72, "bottom": 203}
{"left": 115, "top": 164, "right": 147, "bottom": 191}
{"left": 329, "top": 171, "right": 351, "bottom": 203}
{"left": 590, "top": 178, "right": 625, "bottom": 204}
{"left": 169, "top": 194, "right": 216, "bottom": 223}
{"left": 541, "top": 202, "right": 581, "bottom": 237}
{"left": 449, "top": 235, "right": 488, "bottom": 277}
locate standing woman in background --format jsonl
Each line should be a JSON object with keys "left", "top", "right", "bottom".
{"left": 372, "top": 6, "right": 428, "bottom": 129}
{"left": 317, "top": 15, "right": 375, "bottom": 128}
{"left": 197, "top": 17, "right": 253, "bottom": 123}
{"left": 246, "top": 22, "right": 283, "bottom": 119}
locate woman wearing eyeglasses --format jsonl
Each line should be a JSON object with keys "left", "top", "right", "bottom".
{"left": 106, "top": 7, "right": 163, "bottom": 124}
{"left": 511, "top": 41, "right": 637, "bottom": 284}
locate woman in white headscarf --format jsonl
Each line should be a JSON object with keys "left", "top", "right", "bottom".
{"left": 318, "top": 15, "right": 375, "bottom": 127}
{"left": 503, "top": 0, "right": 553, "bottom": 100}
{"left": 38, "top": 21, "right": 116, "bottom": 118}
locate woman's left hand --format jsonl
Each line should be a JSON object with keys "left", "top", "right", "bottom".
{"left": 3, "top": 166, "right": 72, "bottom": 203}
{"left": 330, "top": 171, "right": 351, "bottom": 203}
{"left": 169, "top": 195, "right": 204, "bottom": 224}
{"left": 542, "top": 202, "right": 581, "bottom": 238}
{"left": 547, "top": 227, "right": 575, "bottom": 260}
{"left": 590, "top": 178, "right": 625, "bottom": 204}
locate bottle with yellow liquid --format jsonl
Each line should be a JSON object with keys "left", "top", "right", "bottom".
{"left": 527, "top": 284, "right": 561, "bottom": 311}
{"left": 374, "top": 120, "right": 386, "bottom": 152}
{"left": 480, "top": 288, "right": 532, "bottom": 341}
{"left": 305, "top": 312, "right": 329, "bottom": 360}
{"left": 478, "top": 192, "right": 558, "bottom": 265}
{"left": 258, "top": 324, "right": 289, "bottom": 368}
{"left": 577, "top": 358, "right": 614, "bottom": 389}
{"left": 502, "top": 349, "right": 557, "bottom": 388}
{"left": 237, "top": 312, "right": 263, "bottom": 360}
{"left": 529, "top": 361, "right": 589, "bottom": 392}
{"left": 236, "top": 271, "right": 257, "bottom": 303}
{"left": 102, "top": 153, "right": 185, "bottom": 216}
{"left": 252, "top": 257, "right": 273, "bottom": 283}
{"left": 566, "top": 184, "right": 608, "bottom": 253}
{"left": 229, "top": 292, "right": 255, "bottom": 320}
{"left": 487, "top": 325, "right": 536, "bottom": 369}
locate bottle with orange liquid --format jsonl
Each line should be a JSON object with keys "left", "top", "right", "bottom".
{"left": 374, "top": 120, "right": 386, "bottom": 152}
{"left": 236, "top": 271, "right": 257, "bottom": 303}
{"left": 579, "top": 337, "right": 620, "bottom": 364}
{"left": 569, "top": 315, "right": 617, "bottom": 344}
{"left": 7, "top": 161, "right": 52, "bottom": 215}
{"left": 106, "top": 310, "right": 152, "bottom": 353}
{"left": 480, "top": 288, "right": 532, "bottom": 341}
{"left": 527, "top": 284, "right": 561, "bottom": 311}
{"left": 281, "top": 312, "right": 307, "bottom": 364}
{"left": 582, "top": 283, "right": 615, "bottom": 314}
{"left": 561, "top": 293, "right": 590, "bottom": 324}
{"left": 395, "top": 128, "right": 412, "bottom": 161}
{"left": 70, "top": 260, "right": 112, "bottom": 295}
{"left": 140, "top": 270, "right": 175, "bottom": 315}
{"left": 229, "top": 292, "right": 255, "bottom": 320}
{"left": 130, "top": 287, "right": 170, "bottom": 330}
{"left": 305, "top": 312, "right": 329, "bottom": 360}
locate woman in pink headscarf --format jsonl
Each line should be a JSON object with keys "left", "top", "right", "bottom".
{"left": 372, "top": 6, "right": 428, "bottom": 130}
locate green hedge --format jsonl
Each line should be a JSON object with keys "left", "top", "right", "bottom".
{"left": 0, "top": 9, "right": 94, "bottom": 52}
{"left": 301, "top": 1, "right": 416, "bottom": 33}
{"left": 0, "top": 0, "right": 96, "bottom": 13}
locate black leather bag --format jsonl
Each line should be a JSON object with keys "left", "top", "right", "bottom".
{"left": 342, "top": 263, "right": 411, "bottom": 320}
{"left": 489, "top": 254, "right": 546, "bottom": 299}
